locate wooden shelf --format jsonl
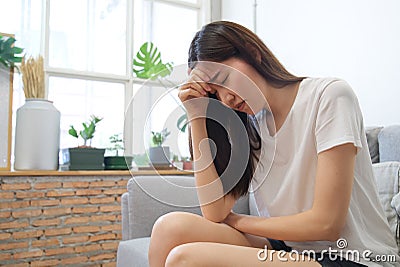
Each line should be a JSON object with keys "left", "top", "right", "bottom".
{"left": 0, "top": 169, "right": 193, "bottom": 177}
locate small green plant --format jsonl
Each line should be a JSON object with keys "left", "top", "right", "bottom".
{"left": 132, "top": 42, "right": 173, "bottom": 80}
{"left": 108, "top": 133, "right": 124, "bottom": 156}
{"left": 151, "top": 128, "right": 170, "bottom": 147}
{"left": 0, "top": 34, "right": 24, "bottom": 71}
{"left": 68, "top": 115, "right": 102, "bottom": 147}
{"left": 181, "top": 156, "right": 191, "bottom": 162}
{"left": 172, "top": 154, "right": 180, "bottom": 162}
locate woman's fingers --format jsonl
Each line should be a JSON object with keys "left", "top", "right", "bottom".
{"left": 178, "top": 67, "right": 214, "bottom": 102}
{"left": 190, "top": 69, "right": 213, "bottom": 92}
{"left": 188, "top": 79, "right": 208, "bottom": 96}
{"left": 178, "top": 87, "right": 204, "bottom": 100}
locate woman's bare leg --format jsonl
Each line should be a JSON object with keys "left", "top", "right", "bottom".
{"left": 165, "top": 242, "right": 320, "bottom": 267}
{"left": 148, "top": 211, "right": 270, "bottom": 267}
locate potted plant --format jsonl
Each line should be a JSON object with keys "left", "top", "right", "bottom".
{"left": 104, "top": 133, "right": 133, "bottom": 170}
{"left": 148, "top": 128, "right": 171, "bottom": 167}
{"left": 66, "top": 115, "right": 105, "bottom": 170}
{"left": 181, "top": 156, "right": 193, "bottom": 170}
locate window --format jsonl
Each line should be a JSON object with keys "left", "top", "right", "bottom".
{"left": 1, "top": 0, "right": 211, "bottom": 163}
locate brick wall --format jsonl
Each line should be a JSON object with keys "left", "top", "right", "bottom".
{"left": 0, "top": 175, "right": 129, "bottom": 267}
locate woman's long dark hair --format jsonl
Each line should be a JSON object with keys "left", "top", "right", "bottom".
{"left": 188, "top": 21, "right": 303, "bottom": 199}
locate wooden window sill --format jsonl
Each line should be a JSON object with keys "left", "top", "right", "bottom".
{"left": 0, "top": 169, "right": 192, "bottom": 177}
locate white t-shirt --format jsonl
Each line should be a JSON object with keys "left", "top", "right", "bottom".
{"left": 251, "top": 77, "right": 399, "bottom": 266}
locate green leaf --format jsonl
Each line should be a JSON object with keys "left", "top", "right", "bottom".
{"left": 91, "top": 115, "right": 102, "bottom": 124}
{"left": 10, "top": 56, "right": 23, "bottom": 63}
{"left": 87, "top": 122, "right": 96, "bottom": 138}
{"left": 0, "top": 35, "right": 24, "bottom": 70}
{"left": 151, "top": 128, "right": 170, "bottom": 146}
{"left": 132, "top": 42, "right": 173, "bottom": 80}
{"left": 12, "top": 47, "right": 23, "bottom": 54}
{"left": 177, "top": 113, "right": 188, "bottom": 132}
{"left": 68, "top": 126, "right": 79, "bottom": 138}
{"left": 82, "top": 122, "right": 89, "bottom": 131}
{"left": 4, "top": 37, "right": 15, "bottom": 49}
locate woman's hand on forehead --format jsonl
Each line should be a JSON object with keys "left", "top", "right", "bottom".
{"left": 188, "top": 67, "right": 217, "bottom": 94}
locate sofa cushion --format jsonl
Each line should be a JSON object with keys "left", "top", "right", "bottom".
{"left": 378, "top": 125, "right": 400, "bottom": 162}
{"left": 392, "top": 192, "right": 400, "bottom": 251}
{"left": 127, "top": 176, "right": 202, "bottom": 239}
{"left": 372, "top": 161, "right": 400, "bottom": 252}
{"left": 365, "top": 126, "right": 383, "bottom": 163}
{"left": 117, "top": 237, "right": 150, "bottom": 267}
{"left": 126, "top": 176, "right": 250, "bottom": 239}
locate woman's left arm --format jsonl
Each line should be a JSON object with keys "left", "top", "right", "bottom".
{"left": 224, "top": 142, "right": 357, "bottom": 242}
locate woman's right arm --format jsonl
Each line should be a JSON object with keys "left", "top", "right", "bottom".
{"left": 190, "top": 118, "right": 236, "bottom": 222}
{"left": 179, "top": 68, "right": 236, "bottom": 222}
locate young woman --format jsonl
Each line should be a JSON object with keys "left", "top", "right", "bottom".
{"left": 148, "top": 21, "right": 399, "bottom": 267}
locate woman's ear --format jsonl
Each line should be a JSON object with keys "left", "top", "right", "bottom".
{"left": 245, "top": 43, "right": 261, "bottom": 64}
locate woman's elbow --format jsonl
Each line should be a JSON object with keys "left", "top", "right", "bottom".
{"left": 315, "top": 218, "right": 344, "bottom": 241}
{"left": 201, "top": 209, "right": 228, "bottom": 223}
{"left": 320, "top": 224, "right": 341, "bottom": 241}
{"left": 309, "top": 209, "right": 345, "bottom": 241}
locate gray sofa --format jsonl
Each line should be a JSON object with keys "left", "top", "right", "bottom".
{"left": 117, "top": 126, "right": 400, "bottom": 267}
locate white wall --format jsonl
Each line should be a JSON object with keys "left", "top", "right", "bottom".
{"left": 221, "top": 0, "right": 254, "bottom": 31}
{"left": 222, "top": 0, "right": 400, "bottom": 126}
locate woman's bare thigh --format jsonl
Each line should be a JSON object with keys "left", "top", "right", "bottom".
{"left": 149, "top": 211, "right": 271, "bottom": 266}
{"left": 166, "top": 242, "right": 320, "bottom": 267}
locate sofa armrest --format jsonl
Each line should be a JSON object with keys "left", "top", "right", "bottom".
{"left": 372, "top": 161, "right": 400, "bottom": 250}
{"left": 125, "top": 175, "right": 201, "bottom": 239}
{"left": 378, "top": 125, "right": 400, "bottom": 162}
{"left": 121, "top": 192, "right": 130, "bottom": 241}
{"left": 122, "top": 175, "right": 250, "bottom": 240}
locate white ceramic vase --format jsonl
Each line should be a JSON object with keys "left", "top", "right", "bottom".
{"left": 14, "top": 99, "right": 61, "bottom": 170}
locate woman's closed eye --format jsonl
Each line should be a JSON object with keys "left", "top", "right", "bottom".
{"left": 221, "top": 73, "right": 230, "bottom": 85}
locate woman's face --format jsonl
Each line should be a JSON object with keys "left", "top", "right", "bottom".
{"left": 196, "top": 58, "right": 266, "bottom": 115}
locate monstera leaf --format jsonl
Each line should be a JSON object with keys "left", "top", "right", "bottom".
{"left": 177, "top": 113, "right": 188, "bottom": 133}
{"left": 0, "top": 35, "right": 24, "bottom": 70}
{"left": 132, "top": 42, "right": 173, "bottom": 80}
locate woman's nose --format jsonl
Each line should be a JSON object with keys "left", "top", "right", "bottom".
{"left": 221, "top": 91, "right": 235, "bottom": 106}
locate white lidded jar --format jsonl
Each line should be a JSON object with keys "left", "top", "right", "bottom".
{"left": 14, "top": 99, "right": 61, "bottom": 170}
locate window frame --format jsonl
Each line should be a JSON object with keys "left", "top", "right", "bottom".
{"left": 39, "top": 0, "right": 212, "bottom": 155}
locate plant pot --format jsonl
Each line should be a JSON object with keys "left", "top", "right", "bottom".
{"left": 148, "top": 146, "right": 171, "bottom": 167}
{"left": 67, "top": 147, "right": 105, "bottom": 170}
{"left": 183, "top": 161, "right": 193, "bottom": 170}
{"left": 104, "top": 156, "right": 133, "bottom": 170}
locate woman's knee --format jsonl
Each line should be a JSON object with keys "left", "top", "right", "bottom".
{"left": 151, "top": 211, "right": 200, "bottom": 242}
{"left": 165, "top": 243, "right": 197, "bottom": 267}
{"left": 149, "top": 212, "right": 201, "bottom": 265}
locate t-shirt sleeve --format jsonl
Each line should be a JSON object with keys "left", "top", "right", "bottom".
{"left": 315, "top": 79, "right": 363, "bottom": 154}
